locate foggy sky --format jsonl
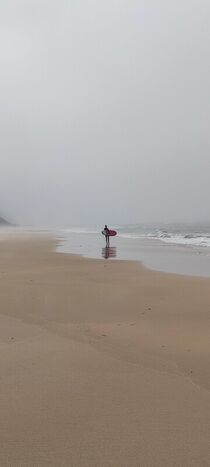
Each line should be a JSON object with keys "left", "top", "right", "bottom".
{"left": 0, "top": 0, "right": 210, "bottom": 226}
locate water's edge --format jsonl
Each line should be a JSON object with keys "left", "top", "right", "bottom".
{"left": 56, "top": 231, "right": 210, "bottom": 278}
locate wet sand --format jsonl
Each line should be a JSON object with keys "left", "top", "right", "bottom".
{"left": 0, "top": 235, "right": 210, "bottom": 466}
{"left": 57, "top": 231, "right": 210, "bottom": 277}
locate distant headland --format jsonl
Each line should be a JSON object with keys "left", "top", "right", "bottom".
{"left": 0, "top": 216, "right": 12, "bottom": 226}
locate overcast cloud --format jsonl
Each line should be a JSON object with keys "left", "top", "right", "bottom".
{"left": 0, "top": 0, "right": 210, "bottom": 226}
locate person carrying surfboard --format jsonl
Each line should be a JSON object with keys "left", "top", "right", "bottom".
{"left": 104, "top": 225, "right": 110, "bottom": 247}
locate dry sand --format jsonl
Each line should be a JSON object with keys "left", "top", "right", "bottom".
{"left": 0, "top": 236, "right": 210, "bottom": 466}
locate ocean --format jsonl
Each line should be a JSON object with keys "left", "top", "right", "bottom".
{"left": 117, "top": 223, "right": 210, "bottom": 247}
{"left": 57, "top": 222, "right": 210, "bottom": 248}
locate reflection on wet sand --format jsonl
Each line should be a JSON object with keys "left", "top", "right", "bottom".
{"left": 102, "top": 247, "right": 117, "bottom": 259}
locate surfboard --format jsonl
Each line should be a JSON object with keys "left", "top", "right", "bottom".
{"left": 102, "top": 230, "right": 117, "bottom": 237}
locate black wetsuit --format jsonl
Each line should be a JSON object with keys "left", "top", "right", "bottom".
{"left": 104, "top": 227, "right": 110, "bottom": 246}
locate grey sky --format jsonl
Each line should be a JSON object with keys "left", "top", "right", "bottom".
{"left": 0, "top": 0, "right": 210, "bottom": 226}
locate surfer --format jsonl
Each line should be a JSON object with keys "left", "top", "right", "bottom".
{"left": 104, "top": 225, "right": 110, "bottom": 247}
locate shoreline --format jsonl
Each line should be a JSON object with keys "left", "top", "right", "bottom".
{"left": 0, "top": 234, "right": 210, "bottom": 465}
{"left": 2, "top": 225, "right": 210, "bottom": 278}
{"left": 56, "top": 230, "right": 210, "bottom": 278}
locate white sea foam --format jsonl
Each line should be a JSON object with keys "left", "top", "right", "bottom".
{"left": 158, "top": 234, "right": 210, "bottom": 247}
{"left": 118, "top": 229, "right": 210, "bottom": 248}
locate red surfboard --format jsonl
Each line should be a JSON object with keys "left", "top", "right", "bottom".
{"left": 102, "top": 230, "right": 117, "bottom": 237}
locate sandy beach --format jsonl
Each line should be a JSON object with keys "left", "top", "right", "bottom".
{"left": 0, "top": 235, "right": 210, "bottom": 466}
